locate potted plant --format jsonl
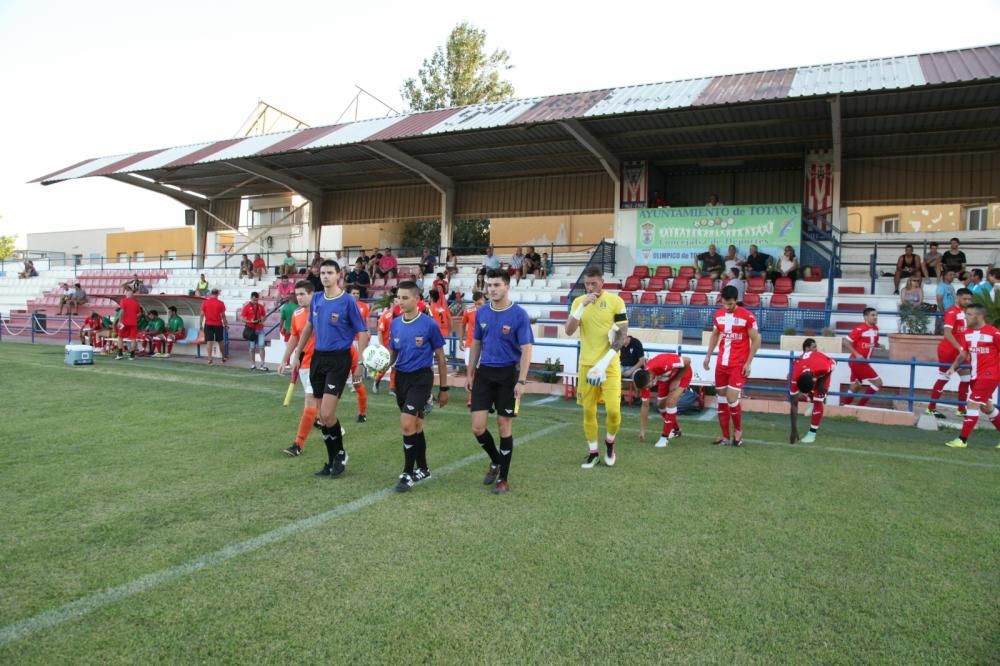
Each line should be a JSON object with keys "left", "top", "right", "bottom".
{"left": 888, "top": 303, "right": 937, "bottom": 362}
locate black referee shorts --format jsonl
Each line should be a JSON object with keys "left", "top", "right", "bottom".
{"left": 310, "top": 349, "right": 353, "bottom": 400}
{"left": 471, "top": 364, "right": 518, "bottom": 416}
{"left": 396, "top": 368, "right": 434, "bottom": 417}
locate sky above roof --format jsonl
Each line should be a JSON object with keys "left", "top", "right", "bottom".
{"left": 2, "top": 0, "right": 998, "bottom": 247}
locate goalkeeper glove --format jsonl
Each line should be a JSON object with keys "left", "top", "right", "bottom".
{"left": 586, "top": 349, "right": 618, "bottom": 386}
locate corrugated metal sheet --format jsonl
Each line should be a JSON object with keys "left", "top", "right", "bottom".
{"left": 842, "top": 150, "right": 1000, "bottom": 204}
{"left": 301, "top": 116, "right": 400, "bottom": 150}
{"left": 422, "top": 98, "right": 544, "bottom": 134}
{"left": 367, "top": 108, "right": 461, "bottom": 141}
{"left": 258, "top": 124, "right": 345, "bottom": 155}
{"left": 324, "top": 184, "right": 439, "bottom": 224}
{"left": 584, "top": 79, "right": 712, "bottom": 117}
{"left": 789, "top": 56, "right": 925, "bottom": 96}
{"left": 512, "top": 90, "right": 612, "bottom": 124}
{"left": 919, "top": 45, "right": 1000, "bottom": 84}
{"left": 694, "top": 69, "right": 796, "bottom": 106}
{"left": 205, "top": 199, "right": 242, "bottom": 232}
{"left": 455, "top": 173, "right": 613, "bottom": 218}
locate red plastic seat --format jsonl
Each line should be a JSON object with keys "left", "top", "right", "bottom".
{"left": 639, "top": 291, "right": 660, "bottom": 305}
{"left": 623, "top": 276, "right": 642, "bottom": 291}
{"left": 646, "top": 276, "right": 666, "bottom": 291}
{"left": 676, "top": 266, "right": 696, "bottom": 280}
{"left": 631, "top": 266, "right": 649, "bottom": 279}
{"left": 694, "top": 277, "right": 714, "bottom": 293}
{"left": 747, "top": 276, "right": 766, "bottom": 294}
{"left": 743, "top": 292, "right": 761, "bottom": 307}
{"left": 773, "top": 277, "right": 793, "bottom": 295}
{"left": 689, "top": 292, "right": 708, "bottom": 306}
{"left": 770, "top": 294, "right": 789, "bottom": 308}
{"left": 665, "top": 291, "right": 683, "bottom": 305}
{"left": 654, "top": 265, "right": 673, "bottom": 279}
{"left": 803, "top": 265, "right": 822, "bottom": 282}
{"left": 618, "top": 291, "right": 634, "bottom": 304}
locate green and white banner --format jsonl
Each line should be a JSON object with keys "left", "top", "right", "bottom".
{"left": 635, "top": 204, "right": 801, "bottom": 268}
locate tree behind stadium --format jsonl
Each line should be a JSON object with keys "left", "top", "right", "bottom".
{"left": 400, "top": 21, "right": 514, "bottom": 111}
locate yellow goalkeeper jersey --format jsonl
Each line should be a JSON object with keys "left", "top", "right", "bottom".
{"left": 570, "top": 291, "right": 628, "bottom": 367}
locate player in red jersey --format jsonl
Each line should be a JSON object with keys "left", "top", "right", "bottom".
{"left": 459, "top": 291, "right": 486, "bottom": 407}
{"left": 944, "top": 303, "right": 1000, "bottom": 449}
{"left": 347, "top": 288, "right": 370, "bottom": 422}
{"left": 927, "top": 288, "right": 973, "bottom": 418}
{"left": 703, "top": 285, "right": 761, "bottom": 446}
{"left": 841, "top": 308, "right": 883, "bottom": 407}
{"left": 632, "top": 353, "right": 692, "bottom": 448}
{"left": 788, "top": 338, "right": 837, "bottom": 444}
{"left": 115, "top": 288, "right": 143, "bottom": 360}
{"left": 372, "top": 289, "right": 400, "bottom": 394}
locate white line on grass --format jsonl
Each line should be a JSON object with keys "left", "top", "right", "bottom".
{"left": 0, "top": 422, "right": 568, "bottom": 647}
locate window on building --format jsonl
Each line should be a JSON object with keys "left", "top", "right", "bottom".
{"left": 251, "top": 206, "right": 292, "bottom": 228}
{"left": 166, "top": 250, "right": 177, "bottom": 261}
{"left": 878, "top": 216, "right": 899, "bottom": 233}
{"left": 135, "top": 251, "right": 145, "bottom": 262}
{"left": 118, "top": 253, "right": 128, "bottom": 263}
{"left": 966, "top": 206, "right": 987, "bottom": 231}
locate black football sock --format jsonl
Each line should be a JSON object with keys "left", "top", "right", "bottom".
{"left": 321, "top": 426, "right": 337, "bottom": 466}
{"left": 475, "top": 430, "right": 501, "bottom": 464}
{"left": 498, "top": 435, "right": 513, "bottom": 481}
{"left": 415, "top": 431, "right": 428, "bottom": 470}
{"left": 330, "top": 420, "right": 344, "bottom": 459}
{"left": 402, "top": 433, "right": 418, "bottom": 474}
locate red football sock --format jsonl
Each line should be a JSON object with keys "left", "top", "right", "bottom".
{"left": 730, "top": 400, "right": 743, "bottom": 439}
{"left": 958, "top": 379, "right": 969, "bottom": 407}
{"left": 928, "top": 377, "right": 948, "bottom": 411}
{"left": 717, "top": 401, "right": 731, "bottom": 439}
{"left": 856, "top": 385, "right": 878, "bottom": 408}
{"left": 296, "top": 406, "right": 318, "bottom": 447}
{"left": 959, "top": 409, "right": 980, "bottom": 441}
{"left": 166, "top": 336, "right": 175, "bottom": 353}
{"left": 810, "top": 398, "right": 824, "bottom": 429}
{"left": 661, "top": 407, "right": 678, "bottom": 435}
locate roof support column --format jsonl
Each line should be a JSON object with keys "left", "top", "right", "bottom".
{"left": 194, "top": 210, "right": 209, "bottom": 269}
{"left": 830, "top": 95, "right": 842, "bottom": 231}
{"left": 440, "top": 187, "right": 455, "bottom": 260}
{"left": 309, "top": 198, "right": 324, "bottom": 254}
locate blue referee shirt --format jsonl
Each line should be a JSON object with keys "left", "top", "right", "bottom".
{"left": 310, "top": 291, "right": 367, "bottom": 352}
{"left": 474, "top": 303, "right": 533, "bottom": 367}
{"left": 390, "top": 313, "right": 444, "bottom": 372}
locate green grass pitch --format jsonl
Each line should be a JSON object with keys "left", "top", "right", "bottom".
{"left": 0, "top": 344, "right": 997, "bottom": 664}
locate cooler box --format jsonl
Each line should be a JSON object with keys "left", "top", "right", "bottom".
{"left": 65, "top": 344, "right": 94, "bottom": 366}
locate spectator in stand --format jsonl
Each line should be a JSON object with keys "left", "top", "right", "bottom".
{"left": 474, "top": 270, "right": 486, "bottom": 293}
{"left": 744, "top": 245, "right": 772, "bottom": 278}
{"left": 139, "top": 310, "right": 166, "bottom": 356}
{"left": 81, "top": 311, "right": 103, "bottom": 345}
{"left": 941, "top": 237, "right": 967, "bottom": 275}
{"left": 706, "top": 193, "right": 722, "bottom": 206}
{"left": 985, "top": 268, "right": 1000, "bottom": 300}
{"left": 163, "top": 306, "right": 185, "bottom": 357}
{"left": 56, "top": 283, "right": 74, "bottom": 315}
{"left": 280, "top": 250, "right": 297, "bottom": 277}
{"left": 445, "top": 249, "right": 458, "bottom": 278}
{"left": 967, "top": 269, "right": 987, "bottom": 296}
{"left": 523, "top": 246, "right": 542, "bottom": 277}
{"left": 275, "top": 273, "right": 295, "bottom": 303}
{"left": 431, "top": 272, "right": 449, "bottom": 303}
{"left": 923, "top": 242, "right": 942, "bottom": 279}
{"left": 240, "top": 291, "right": 268, "bottom": 371}
{"left": 366, "top": 248, "right": 383, "bottom": 276}
{"left": 936, "top": 269, "right": 957, "bottom": 312}
{"left": 727, "top": 267, "right": 746, "bottom": 304}
{"left": 71, "top": 283, "right": 87, "bottom": 315}
{"left": 541, "top": 252, "right": 553, "bottom": 278}
{"left": 650, "top": 191, "right": 666, "bottom": 208}
{"left": 697, "top": 244, "right": 725, "bottom": 279}
{"left": 309, "top": 251, "right": 324, "bottom": 271}
{"left": 893, "top": 244, "right": 922, "bottom": 294}
{"left": 420, "top": 249, "right": 437, "bottom": 277}
{"left": 618, "top": 332, "right": 646, "bottom": 381}
{"left": 278, "top": 292, "right": 298, "bottom": 343}
{"left": 376, "top": 247, "right": 398, "bottom": 279}
{"left": 199, "top": 288, "right": 228, "bottom": 365}
{"left": 252, "top": 254, "right": 268, "bottom": 282}
{"left": 195, "top": 273, "right": 210, "bottom": 297}
{"left": 509, "top": 246, "right": 526, "bottom": 284}
{"left": 18, "top": 259, "right": 37, "bottom": 279}
{"left": 345, "top": 260, "right": 370, "bottom": 298}
{"left": 123, "top": 273, "right": 142, "bottom": 292}
{"left": 306, "top": 263, "right": 323, "bottom": 293}
{"left": 480, "top": 246, "right": 501, "bottom": 277}
{"left": 239, "top": 254, "right": 252, "bottom": 280}
{"left": 115, "top": 287, "right": 143, "bottom": 360}
{"left": 723, "top": 244, "right": 744, "bottom": 275}
{"left": 899, "top": 276, "right": 924, "bottom": 307}
{"left": 769, "top": 246, "right": 799, "bottom": 284}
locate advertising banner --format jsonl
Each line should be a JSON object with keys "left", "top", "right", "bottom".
{"left": 635, "top": 204, "right": 801, "bottom": 268}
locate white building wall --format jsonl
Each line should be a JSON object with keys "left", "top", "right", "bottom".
{"left": 26, "top": 228, "right": 124, "bottom": 260}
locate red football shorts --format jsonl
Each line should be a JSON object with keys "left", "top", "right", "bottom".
{"left": 118, "top": 324, "right": 138, "bottom": 340}
{"left": 640, "top": 367, "right": 692, "bottom": 400}
{"left": 849, "top": 361, "right": 879, "bottom": 383}
{"left": 937, "top": 345, "right": 961, "bottom": 369}
{"left": 715, "top": 364, "right": 746, "bottom": 391}
{"left": 968, "top": 379, "right": 1000, "bottom": 405}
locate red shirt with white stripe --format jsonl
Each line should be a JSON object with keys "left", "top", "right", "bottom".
{"left": 711, "top": 306, "right": 758, "bottom": 367}
{"left": 938, "top": 305, "right": 967, "bottom": 355}
{"left": 959, "top": 324, "right": 1000, "bottom": 381}
{"left": 847, "top": 323, "right": 879, "bottom": 359}
{"left": 646, "top": 353, "right": 687, "bottom": 383}
{"left": 789, "top": 351, "right": 836, "bottom": 395}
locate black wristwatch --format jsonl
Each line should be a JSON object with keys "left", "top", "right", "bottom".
{"left": 439, "top": 386, "right": 450, "bottom": 392}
